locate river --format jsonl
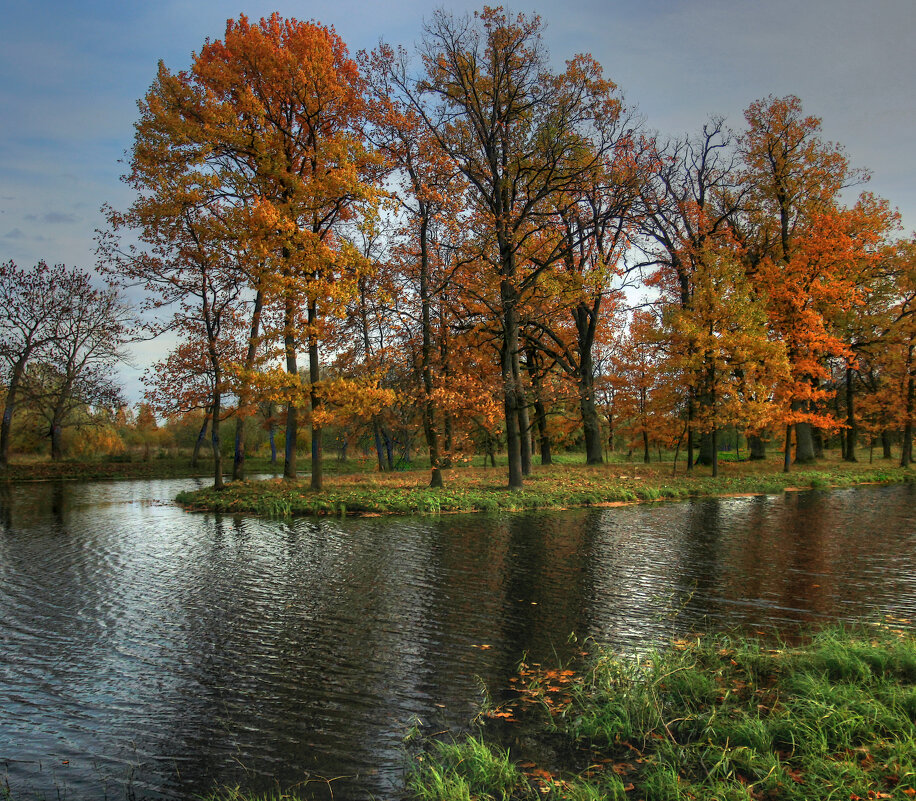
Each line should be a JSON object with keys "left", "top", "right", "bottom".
{"left": 1, "top": 478, "right": 914, "bottom": 799}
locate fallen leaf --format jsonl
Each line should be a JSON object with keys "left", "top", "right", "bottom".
{"left": 529, "top": 768, "right": 553, "bottom": 781}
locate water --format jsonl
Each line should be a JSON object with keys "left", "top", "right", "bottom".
{"left": 1, "top": 478, "right": 915, "bottom": 799}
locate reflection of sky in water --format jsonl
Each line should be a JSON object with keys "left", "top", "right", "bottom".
{"left": 0, "top": 480, "right": 914, "bottom": 800}
{"left": 584, "top": 489, "right": 916, "bottom": 646}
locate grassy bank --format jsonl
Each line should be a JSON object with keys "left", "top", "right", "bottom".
{"left": 176, "top": 455, "right": 915, "bottom": 517}
{"left": 408, "top": 623, "right": 916, "bottom": 800}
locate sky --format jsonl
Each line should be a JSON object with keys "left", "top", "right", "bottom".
{"left": 2, "top": 0, "right": 914, "bottom": 402}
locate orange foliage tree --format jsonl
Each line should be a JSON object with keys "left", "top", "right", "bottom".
{"left": 735, "top": 95, "right": 893, "bottom": 470}
{"left": 110, "top": 14, "right": 379, "bottom": 489}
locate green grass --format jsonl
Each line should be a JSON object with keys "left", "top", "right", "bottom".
{"left": 407, "top": 737, "right": 523, "bottom": 801}
{"left": 174, "top": 455, "right": 916, "bottom": 518}
{"left": 200, "top": 790, "right": 306, "bottom": 801}
{"left": 408, "top": 623, "right": 916, "bottom": 800}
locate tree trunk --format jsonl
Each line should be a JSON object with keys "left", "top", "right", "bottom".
{"left": 711, "top": 427, "right": 719, "bottom": 477}
{"left": 686, "top": 392, "right": 695, "bottom": 472}
{"left": 526, "top": 347, "right": 551, "bottom": 465}
{"left": 536, "top": 408, "right": 552, "bottom": 464}
{"left": 232, "top": 288, "right": 264, "bottom": 482}
{"left": 574, "top": 302, "right": 603, "bottom": 465}
{"left": 373, "top": 420, "right": 387, "bottom": 472}
{"left": 696, "top": 431, "right": 714, "bottom": 466}
{"left": 308, "top": 300, "right": 323, "bottom": 491}
{"left": 518, "top": 400, "right": 532, "bottom": 475}
{"left": 901, "top": 361, "right": 914, "bottom": 468}
{"left": 783, "top": 424, "right": 792, "bottom": 473}
{"left": 834, "top": 389, "right": 846, "bottom": 459}
{"left": 421, "top": 398, "right": 443, "bottom": 488}
{"left": 642, "top": 430, "right": 650, "bottom": 464}
{"left": 233, "top": 419, "right": 246, "bottom": 480}
{"left": 283, "top": 297, "right": 298, "bottom": 481}
{"left": 882, "top": 430, "right": 892, "bottom": 459}
{"left": 439, "top": 307, "right": 454, "bottom": 469}
{"left": 793, "top": 398, "right": 816, "bottom": 463}
{"left": 0, "top": 402, "right": 13, "bottom": 468}
{"left": 382, "top": 428, "right": 394, "bottom": 470}
{"left": 484, "top": 433, "right": 496, "bottom": 468}
{"left": 579, "top": 366, "right": 603, "bottom": 465}
{"left": 50, "top": 423, "right": 64, "bottom": 461}
{"left": 748, "top": 434, "right": 766, "bottom": 460}
{"left": 191, "top": 408, "right": 210, "bottom": 468}
{"left": 812, "top": 427, "right": 824, "bottom": 458}
{"left": 511, "top": 345, "right": 531, "bottom": 476}
{"left": 844, "top": 365, "right": 857, "bottom": 462}
{"left": 443, "top": 415, "right": 453, "bottom": 469}
{"left": 418, "top": 214, "right": 443, "bottom": 489}
{"left": 795, "top": 421, "right": 816, "bottom": 463}
{"left": 500, "top": 280, "right": 523, "bottom": 490}
{"left": 268, "top": 416, "right": 277, "bottom": 465}
{"left": 0, "top": 356, "right": 29, "bottom": 468}
{"left": 210, "top": 393, "right": 224, "bottom": 490}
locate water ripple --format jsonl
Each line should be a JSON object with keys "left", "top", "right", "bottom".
{"left": 0, "top": 480, "right": 914, "bottom": 799}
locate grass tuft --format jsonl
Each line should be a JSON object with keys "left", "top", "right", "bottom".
{"left": 407, "top": 737, "right": 522, "bottom": 801}
{"left": 407, "top": 623, "right": 916, "bottom": 801}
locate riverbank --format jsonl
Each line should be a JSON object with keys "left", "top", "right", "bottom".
{"left": 405, "top": 622, "right": 916, "bottom": 801}
{"left": 0, "top": 456, "right": 370, "bottom": 483}
{"left": 175, "top": 456, "right": 915, "bottom": 517}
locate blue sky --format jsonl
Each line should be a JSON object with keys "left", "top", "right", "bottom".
{"left": 2, "top": 0, "right": 914, "bottom": 400}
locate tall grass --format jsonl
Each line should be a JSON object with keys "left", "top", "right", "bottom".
{"left": 408, "top": 624, "right": 916, "bottom": 800}
{"left": 407, "top": 737, "right": 522, "bottom": 801}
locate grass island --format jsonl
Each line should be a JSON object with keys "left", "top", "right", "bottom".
{"left": 175, "top": 452, "right": 915, "bottom": 518}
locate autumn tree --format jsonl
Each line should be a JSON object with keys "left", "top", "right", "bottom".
{"left": 142, "top": 317, "right": 249, "bottom": 480}
{"left": 363, "top": 48, "right": 470, "bottom": 486}
{"left": 109, "top": 14, "right": 378, "bottom": 490}
{"left": 735, "top": 95, "right": 886, "bottom": 470}
{"left": 656, "top": 237, "right": 788, "bottom": 476}
{"left": 390, "top": 7, "right": 627, "bottom": 488}
{"left": 527, "top": 137, "right": 645, "bottom": 465}
{"left": 820, "top": 196, "right": 900, "bottom": 462}
{"left": 609, "top": 310, "right": 680, "bottom": 463}
{"left": 0, "top": 261, "right": 70, "bottom": 467}
{"left": 100, "top": 139, "right": 250, "bottom": 489}
{"left": 637, "top": 119, "right": 743, "bottom": 469}
{"left": 863, "top": 235, "right": 916, "bottom": 466}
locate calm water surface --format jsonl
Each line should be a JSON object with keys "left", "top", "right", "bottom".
{"left": 1, "top": 478, "right": 915, "bottom": 799}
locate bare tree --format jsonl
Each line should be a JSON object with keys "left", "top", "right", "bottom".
{"left": 18, "top": 269, "right": 130, "bottom": 460}
{"left": 0, "top": 261, "right": 113, "bottom": 466}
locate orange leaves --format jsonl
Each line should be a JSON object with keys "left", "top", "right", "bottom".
{"left": 314, "top": 376, "right": 397, "bottom": 426}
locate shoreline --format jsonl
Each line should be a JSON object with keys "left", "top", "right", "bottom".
{"left": 402, "top": 623, "right": 916, "bottom": 801}
{"left": 173, "top": 459, "right": 916, "bottom": 518}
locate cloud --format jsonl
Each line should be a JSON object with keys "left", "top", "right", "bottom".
{"left": 3, "top": 228, "right": 25, "bottom": 239}
{"left": 44, "top": 212, "right": 79, "bottom": 224}
{"left": 25, "top": 211, "right": 79, "bottom": 224}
